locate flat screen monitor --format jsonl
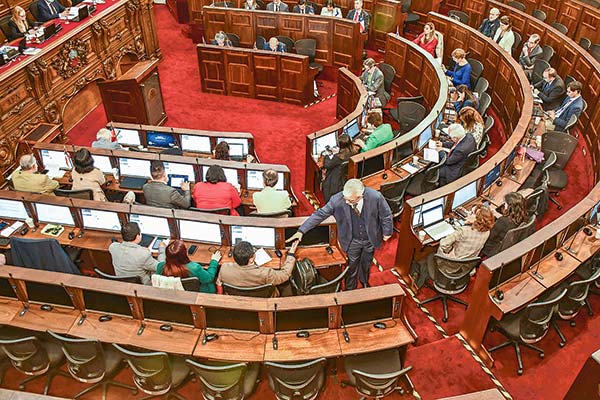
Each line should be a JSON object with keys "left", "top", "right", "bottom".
{"left": 504, "top": 149, "right": 517, "bottom": 173}
{"left": 228, "top": 143, "right": 244, "bottom": 158}
{"left": 118, "top": 158, "right": 151, "bottom": 178}
{"left": 412, "top": 198, "right": 445, "bottom": 227}
{"left": 217, "top": 138, "right": 249, "bottom": 155}
{"left": 359, "top": 155, "right": 385, "bottom": 177}
{"left": 91, "top": 155, "right": 113, "bottom": 174}
{"left": 129, "top": 214, "right": 171, "bottom": 237}
{"left": 83, "top": 289, "right": 133, "bottom": 317}
{"left": 0, "top": 199, "right": 29, "bottom": 221}
{"left": 116, "top": 128, "right": 141, "bottom": 146}
{"left": 276, "top": 309, "right": 329, "bottom": 332}
{"left": 451, "top": 181, "right": 478, "bottom": 210}
{"left": 40, "top": 149, "right": 71, "bottom": 170}
{"left": 201, "top": 167, "right": 238, "bottom": 185}
{"left": 163, "top": 162, "right": 195, "bottom": 183}
{"left": 146, "top": 131, "right": 176, "bottom": 149}
{"left": 342, "top": 298, "right": 393, "bottom": 325}
{"left": 181, "top": 134, "right": 211, "bottom": 153}
{"left": 284, "top": 226, "right": 328, "bottom": 245}
{"left": 313, "top": 132, "right": 337, "bottom": 156}
{"left": 179, "top": 220, "right": 222, "bottom": 244}
{"left": 246, "top": 170, "right": 284, "bottom": 190}
{"left": 205, "top": 307, "right": 260, "bottom": 332}
{"left": 528, "top": 236, "right": 558, "bottom": 269}
{"left": 81, "top": 209, "right": 121, "bottom": 232}
{"left": 483, "top": 164, "right": 502, "bottom": 190}
{"left": 34, "top": 203, "right": 75, "bottom": 226}
{"left": 231, "top": 225, "right": 276, "bottom": 248}
{"left": 421, "top": 205, "right": 444, "bottom": 227}
{"left": 489, "top": 257, "right": 522, "bottom": 289}
{"left": 26, "top": 281, "right": 73, "bottom": 307}
{"left": 418, "top": 126, "right": 433, "bottom": 150}
{"left": 0, "top": 277, "right": 17, "bottom": 299}
{"left": 142, "top": 299, "right": 195, "bottom": 326}
{"left": 343, "top": 119, "right": 361, "bottom": 139}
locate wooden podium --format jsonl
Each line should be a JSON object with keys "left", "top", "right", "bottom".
{"left": 98, "top": 59, "right": 167, "bottom": 125}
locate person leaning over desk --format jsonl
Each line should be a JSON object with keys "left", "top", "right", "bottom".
{"left": 11, "top": 154, "right": 59, "bottom": 195}
{"left": 321, "top": 133, "right": 358, "bottom": 203}
{"left": 143, "top": 160, "right": 191, "bottom": 209}
{"left": 354, "top": 112, "right": 393, "bottom": 152}
{"left": 7, "top": 6, "right": 34, "bottom": 40}
{"left": 37, "top": 0, "right": 68, "bottom": 22}
{"left": 288, "top": 179, "right": 393, "bottom": 290}
{"left": 320, "top": 0, "right": 341, "bottom": 17}
{"left": 253, "top": 169, "right": 291, "bottom": 214}
{"left": 92, "top": 128, "right": 122, "bottom": 150}
{"left": 71, "top": 148, "right": 107, "bottom": 201}
{"left": 481, "top": 192, "right": 529, "bottom": 257}
{"left": 361, "top": 58, "right": 390, "bottom": 107}
{"left": 437, "top": 123, "right": 476, "bottom": 186}
{"left": 109, "top": 222, "right": 166, "bottom": 285}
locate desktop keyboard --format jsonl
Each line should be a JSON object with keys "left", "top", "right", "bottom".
{"left": 120, "top": 176, "right": 147, "bottom": 190}
{"left": 424, "top": 221, "right": 455, "bottom": 241}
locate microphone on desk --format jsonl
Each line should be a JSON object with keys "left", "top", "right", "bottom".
{"left": 531, "top": 240, "right": 547, "bottom": 281}
{"left": 67, "top": 198, "right": 79, "bottom": 239}
{"left": 417, "top": 197, "right": 425, "bottom": 228}
{"left": 334, "top": 297, "right": 350, "bottom": 343}
{"left": 272, "top": 303, "right": 279, "bottom": 350}
{"left": 22, "top": 196, "right": 36, "bottom": 231}
{"left": 565, "top": 216, "right": 586, "bottom": 255}
{"left": 9, "top": 273, "right": 29, "bottom": 316}
{"left": 359, "top": 157, "right": 366, "bottom": 179}
{"left": 493, "top": 262, "right": 505, "bottom": 303}
{"left": 61, "top": 282, "right": 86, "bottom": 325}
{"left": 133, "top": 289, "right": 146, "bottom": 335}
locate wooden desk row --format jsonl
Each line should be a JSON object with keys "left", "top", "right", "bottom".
{"left": 0, "top": 265, "right": 416, "bottom": 360}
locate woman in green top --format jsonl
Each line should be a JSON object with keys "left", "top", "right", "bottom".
{"left": 356, "top": 112, "right": 394, "bottom": 152}
{"left": 156, "top": 240, "right": 220, "bottom": 293}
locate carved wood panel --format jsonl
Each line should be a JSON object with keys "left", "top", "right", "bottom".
{"left": 254, "top": 54, "right": 279, "bottom": 101}
{"left": 555, "top": 1, "right": 581, "bottom": 38}
{"left": 226, "top": 51, "right": 254, "bottom": 98}
{"left": 229, "top": 13, "right": 255, "bottom": 47}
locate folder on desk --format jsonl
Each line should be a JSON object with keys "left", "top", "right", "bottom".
{"left": 423, "top": 148, "right": 439, "bottom": 163}
{"left": 401, "top": 163, "right": 419, "bottom": 174}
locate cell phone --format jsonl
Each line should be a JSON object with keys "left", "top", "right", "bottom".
{"left": 0, "top": 221, "right": 8, "bottom": 230}
{"left": 152, "top": 237, "right": 167, "bottom": 251}
{"left": 188, "top": 245, "right": 197, "bottom": 255}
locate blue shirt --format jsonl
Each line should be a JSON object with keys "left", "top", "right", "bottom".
{"left": 446, "top": 63, "right": 472, "bottom": 89}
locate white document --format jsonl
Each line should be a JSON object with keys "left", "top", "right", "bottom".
{"left": 401, "top": 163, "right": 419, "bottom": 174}
{"left": 424, "top": 148, "right": 440, "bottom": 163}
{"left": 46, "top": 167, "right": 65, "bottom": 179}
{"left": 254, "top": 248, "right": 273, "bottom": 267}
{"left": 1, "top": 221, "right": 24, "bottom": 237}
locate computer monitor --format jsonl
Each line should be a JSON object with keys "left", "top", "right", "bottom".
{"left": 343, "top": 119, "right": 361, "bottom": 139}
{"left": 246, "top": 170, "right": 284, "bottom": 190}
{"left": 421, "top": 205, "right": 444, "bottom": 227}
{"left": 26, "top": 281, "right": 73, "bottom": 307}
{"left": 142, "top": 299, "right": 195, "bottom": 326}
{"left": 91, "top": 155, "right": 113, "bottom": 174}
{"left": 116, "top": 128, "right": 141, "bottom": 146}
{"left": 418, "top": 126, "right": 433, "bottom": 150}
{"left": 202, "top": 167, "right": 238, "bottom": 185}
{"left": 205, "top": 307, "right": 260, "bottom": 332}
{"left": 313, "top": 132, "right": 337, "bottom": 156}
{"left": 489, "top": 257, "right": 522, "bottom": 289}
{"left": 483, "top": 164, "right": 502, "bottom": 190}
{"left": 230, "top": 225, "right": 276, "bottom": 248}
{"left": 83, "top": 289, "right": 133, "bottom": 317}
{"left": 34, "top": 203, "right": 75, "bottom": 226}
{"left": 180, "top": 134, "right": 211, "bottom": 153}
{"left": 217, "top": 138, "right": 249, "bottom": 155}
{"left": 40, "top": 149, "right": 71, "bottom": 170}
{"left": 228, "top": 143, "right": 244, "bottom": 158}
{"left": 451, "top": 181, "right": 478, "bottom": 210}
{"left": 412, "top": 198, "right": 445, "bottom": 227}
{"left": 359, "top": 155, "right": 385, "bottom": 178}
{"left": 504, "top": 149, "right": 517, "bottom": 173}
{"left": 129, "top": 214, "right": 171, "bottom": 237}
{"left": 81, "top": 209, "right": 121, "bottom": 232}
{"left": 342, "top": 298, "right": 393, "bottom": 325}
{"left": 178, "top": 220, "right": 222, "bottom": 244}
{"left": 163, "top": 162, "right": 195, "bottom": 182}
{"left": 146, "top": 131, "right": 176, "bottom": 149}
{"left": 276, "top": 309, "right": 329, "bottom": 332}
{"left": 118, "top": 158, "right": 151, "bottom": 178}
{"left": 0, "top": 199, "right": 29, "bottom": 221}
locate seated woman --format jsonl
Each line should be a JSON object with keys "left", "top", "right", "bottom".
{"left": 493, "top": 16, "right": 515, "bottom": 53}
{"left": 155, "top": 240, "right": 220, "bottom": 293}
{"left": 253, "top": 169, "right": 291, "bottom": 214}
{"left": 213, "top": 141, "right": 231, "bottom": 161}
{"left": 193, "top": 165, "right": 242, "bottom": 215}
{"left": 211, "top": 31, "right": 232, "bottom": 47}
{"left": 445, "top": 48, "right": 473, "bottom": 89}
{"left": 243, "top": 0, "right": 260, "bottom": 9}
{"left": 451, "top": 84, "right": 479, "bottom": 114}
{"left": 482, "top": 192, "right": 529, "bottom": 257}
{"left": 458, "top": 106, "right": 484, "bottom": 146}
{"left": 355, "top": 112, "right": 393, "bottom": 153}
{"left": 320, "top": 0, "right": 342, "bottom": 17}
{"left": 412, "top": 22, "right": 439, "bottom": 57}
{"left": 8, "top": 6, "right": 34, "bottom": 40}
{"left": 322, "top": 133, "right": 358, "bottom": 202}
{"left": 71, "top": 148, "right": 107, "bottom": 201}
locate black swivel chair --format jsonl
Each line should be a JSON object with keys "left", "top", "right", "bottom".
{"left": 461, "top": 142, "right": 488, "bottom": 176}
{"left": 225, "top": 32, "right": 241, "bottom": 47}
{"left": 29, "top": 1, "right": 41, "bottom": 22}
{"left": 495, "top": 215, "right": 536, "bottom": 255}
{"left": 478, "top": 92, "right": 492, "bottom": 117}
{"left": 525, "top": 184, "right": 549, "bottom": 219}
{"left": 542, "top": 141, "right": 576, "bottom": 209}
{"left": 222, "top": 283, "right": 276, "bottom": 298}
{"left": 54, "top": 188, "right": 94, "bottom": 199}
{"left": 265, "top": 358, "right": 326, "bottom": 400}
{"left": 400, "top": 0, "right": 420, "bottom": 33}
{"left": 306, "top": 268, "right": 348, "bottom": 294}
{"left": 390, "top": 101, "right": 426, "bottom": 134}
{"left": 467, "top": 58, "right": 484, "bottom": 90}
{"left": 540, "top": 45, "right": 555, "bottom": 63}
{"left": 531, "top": 9, "right": 547, "bottom": 22}
{"left": 94, "top": 268, "right": 143, "bottom": 284}
{"left": 379, "top": 63, "right": 396, "bottom": 116}
{"left": 578, "top": 37, "right": 592, "bottom": 51}
{"left": 295, "top": 39, "right": 324, "bottom": 74}
{"left": 0, "top": 16, "right": 13, "bottom": 40}
{"left": 512, "top": 31, "right": 522, "bottom": 56}
{"left": 406, "top": 153, "right": 447, "bottom": 196}
{"left": 380, "top": 176, "right": 412, "bottom": 219}
{"left": 276, "top": 35, "right": 295, "bottom": 52}
{"left": 47, "top": 330, "right": 137, "bottom": 399}
{"left": 448, "top": 10, "right": 469, "bottom": 24}
{"left": 531, "top": 59, "right": 551, "bottom": 86}
{"left": 256, "top": 35, "right": 266, "bottom": 49}
{"left": 550, "top": 21, "right": 569, "bottom": 35}
{"left": 185, "top": 359, "right": 260, "bottom": 400}
{"left": 112, "top": 344, "right": 191, "bottom": 400}
{"left": 249, "top": 210, "right": 292, "bottom": 218}
{"left": 420, "top": 255, "right": 481, "bottom": 322}
{"left": 181, "top": 277, "right": 201, "bottom": 292}
{"left": 507, "top": 0, "right": 526, "bottom": 11}
{"left": 474, "top": 77, "right": 489, "bottom": 99}
{"left": 590, "top": 44, "right": 600, "bottom": 62}
{"left": 489, "top": 288, "right": 567, "bottom": 375}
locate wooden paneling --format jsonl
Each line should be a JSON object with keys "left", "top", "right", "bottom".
{"left": 371, "top": 0, "right": 404, "bottom": 49}
{"left": 196, "top": 47, "right": 226, "bottom": 94}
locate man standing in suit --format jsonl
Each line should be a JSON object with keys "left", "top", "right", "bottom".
{"left": 361, "top": 58, "right": 390, "bottom": 107}
{"left": 11, "top": 154, "right": 59, "bottom": 195}
{"left": 546, "top": 80, "right": 584, "bottom": 132}
{"left": 143, "top": 160, "right": 191, "bottom": 209}
{"left": 287, "top": 179, "right": 393, "bottom": 290}
{"left": 263, "top": 37, "right": 287, "bottom": 52}
{"left": 438, "top": 124, "right": 476, "bottom": 186}
{"left": 533, "top": 67, "right": 566, "bottom": 111}
{"left": 293, "top": 0, "right": 314, "bottom": 14}
{"left": 37, "top": 0, "right": 67, "bottom": 22}
{"left": 266, "top": 0, "right": 289, "bottom": 12}
{"left": 346, "top": 0, "right": 369, "bottom": 33}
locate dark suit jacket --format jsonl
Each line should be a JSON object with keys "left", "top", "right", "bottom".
{"left": 7, "top": 18, "right": 34, "bottom": 40}
{"left": 439, "top": 133, "right": 477, "bottom": 185}
{"left": 478, "top": 18, "right": 500, "bottom": 38}
{"left": 38, "top": 0, "right": 65, "bottom": 22}
{"left": 553, "top": 96, "right": 584, "bottom": 131}
{"left": 266, "top": 1, "right": 289, "bottom": 11}
{"left": 292, "top": 4, "right": 314, "bottom": 14}
{"left": 534, "top": 77, "right": 566, "bottom": 111}
{"left": 298, "top": 187, "right": 393, "bottom": 252}
{"left": 263, "top": 42, "right": 287, "bottom": 52}
{"left": 346, "top": 9, "right": 370, "bottom": 31}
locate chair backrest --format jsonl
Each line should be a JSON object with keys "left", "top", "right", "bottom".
{"left": 526, "top": 184, "right": 548, "bottom": 217}
{"left": 46, "top": 330, "right": 107, "bottom": 383}
{"left": 540, "top": 45, "right": 554, "bottom": 63}
{"left": 541, "top": 150, "right": 558, "bottom": 174}
{"left": 378, "top": 63, "right": 396, "bottom": 95}
{"left": 512, "top": 31, "right": 522, "bottom": 55}
{"left": 10, "top": 237, "right": 80, "bottom": 275}
{"left": 474, "top": 77, "right": 489, "bottom": 98}
{"left": 94, "top": 267, "right": 142, "bottom": 284}
{"left": 581, "top": 99, "right": 588, "bottom": 115}
{"left": 294, "top": 38, "right": 316, "bottom": 60}
{"left": 352, "top": 366, "right": 413, "bottom": 399}
{"left": 499, "top": 215, "right": 536, "bottom": 253}
{"left": 265, "top": 358, "right": 326, "bottom": 400}
{"left": 461, "top": 145, "right": 487, "bottom": 176}
{"left": 423, "top": 152, "right": 447, "bottom": 189}
{"left": 448, "top": 10, "right": 469, "bottom": 24}
{"left": 559, "top": 268, "right": 600, "bottom": 317}
{"left": 564, "top": 74, "right": 576, "bottom": 87}
{"left": 542, "top": 132, "right": 577, "bottom": 170}
{"left": 249, "top": 210, "right": 292, "bottom": 218}
{"left": 532, "top": 9, "right": 547, "bottom": 22}
{"left": 563, "top": 114, "right": 578, "bottom": 133}
{"left": 113, "top": 344, "right": 176, "bottom": 395}
{"left": 185, "top": 359, "right": 248, "bottom": 400}
{"left": 29, "top": 1, "right": 41, "bottom": 22}
{"left": 532, "top": 59, "right": 551, "bottom": 84}
{"left": 308, "top": 268, "right": 348, "bottom": 294}
{"left": 550, "top": 21, "right": 568, "bottom": 35}
{"left": 400, "top": 0, "right": 411, "bottom": 13}
{"left": 508, "top": 0, "right": 526, "bottom": 11}
{"left": 54, "top": 188, "right": 94, "bottom": 200}
{"left": 181, "top": 277, "right": 201, "bottom": 292}
{"left": 0, "top": 16, "right": 12, "bottom": 40}
{"left": 340, "top": 161, "right": 349, "bottom": 181}
{"left": 590, "top": 44, "right": 600, "bottom": 62}
{"left": 432, "top": 254, "right": 480, "bottom": 294}
{"left": 222, "top": 283, "right": 275, "bottom": 298}
{"left": 520, "top": 288, "right": 567, "bottom": 342}
{"left": 190, "top": 206, "right": 231, "bottom": 215}
{"left": 226, "top": 32, "right": 240, "bottom": 47}
{"left": 276, "top": 35, "right": 295, "bottom": 52}
{"left": 0, "top": 335, "right": 50, "bottom": 376}
{"left": 578, "top": 37, "right": 591, "bottom": 51}
{"left": 396, "top": 101, "right": 426, "bottom": 133}
{"left": 380, "top": 175, "right": 412, "bottom": 201}
{"left": 483, "top": 115, "right": 494, "bottom": 137}
{"left": 467, "top": 58, "right": 484, "bottom": 89}
{"left": 256, "top": 35, "right": 266, "bottom": 49}
{"left": 479, "top": 92, "right": 492, "bottom": 117}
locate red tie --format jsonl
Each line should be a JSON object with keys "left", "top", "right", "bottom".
{"left": 353, "top": 11, "right": 359, "bottom": 22}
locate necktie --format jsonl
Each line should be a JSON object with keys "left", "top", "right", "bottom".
{"left": 353, "top": 204, "right": 360, "bottom": 216}
{"left": 555, "top": 98, "right": 573, "bottom": 119}
{"left": 353, "top": 11, "right": 359, "bottom": 22}
{"left": 275, "top": 4, "right": 278, "bottom": 11}
{"left": 49, "top": 1, "right": 57, "bottom": 14}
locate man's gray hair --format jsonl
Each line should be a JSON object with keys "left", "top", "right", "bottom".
{"left": 447, "top": 123, "right": 466, "bottom": 140}
{"left": 19, "top": 154, "right": 37, "bottom": 170}
{"left": 343, "top": 179, "right": 365, "bottom": 198}
{"left": 96, "top": 128, "right": 111, "bottom": 141}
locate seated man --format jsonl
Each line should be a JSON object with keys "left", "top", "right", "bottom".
{"left": 438, "top": 123, "right": 476, "bottom": 186}
{"left": 266, "top": 0, "right": 289, "bottom": 12}
{"left": 263, "top": 37, "right": 286, "bottom": 52}
{"left": 346, "top": 0, "right": 369, "bottom": 33}
{"left": 143, "top": 160, "right": 191, "bottom": 209}
{"left": 37, "top": 0, "right": 68, "bottom": 22}
{"left": 361, "top": 58, "right": 390, "bottom": 107}
{"left": 108, "top": 222, "right": 165, "bottom": 285}
{"left": 478, "top": 7, "right": 501, "bottom": 38}
{"left": 216, "top": 240, "right": 298, "bottom": 296}
{"left": 533, "top": 67, "right": 566, "bottom": 111}
{"left": 91, "top": 128, "right": 122, "bottom": 150}
{"left": 293, "top": 0, "right": 314, "bottom": 14}
{"left": 11, "top": 154, "right": 59, "bottom": 195}
{"left": 355, "top": 112, "right": 393, "bottom": 152}
{"left": 519, "top": 34, "right": 542, "bottom": 80}
{"left": 211, "top": 31, "right": 232, "bottom": 47}
{"left": 253, "top": 169, "right": 292, "bottom": 214}
{"left": 545, "top": 80, "right": 584, "bottom": 132}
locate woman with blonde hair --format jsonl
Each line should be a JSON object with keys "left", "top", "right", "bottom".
{"left": 413, "top": 22, "right": 439, "bottom": 57}
{"left": 458, "top": 106, "right": 485, "bottom": 146}
{"left": 8, "top": 6, "right": 33, "bottom": 40}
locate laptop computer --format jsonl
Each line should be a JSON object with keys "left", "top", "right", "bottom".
{"left": 43, "top": 23, "right": 58, "bottom": 42}
{"left": 120, "top": 176, "right": 147, "bottom": 190}
{"left": 421, "top": 205, "right": 455, "bottom": 241}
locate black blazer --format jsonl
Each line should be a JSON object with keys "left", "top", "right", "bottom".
{"left": 534, "top": 77, "right": 566, "bottom": 111}
{"left": 439, "top": 133, "right": 477, "bottom": 185}
{"left": 37, "top": 0, "right": 65, "bottom": 22}
{"left": 7, "top": 18, "right": 34, "bottom": 41}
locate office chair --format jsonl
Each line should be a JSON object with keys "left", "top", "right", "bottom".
{"left": 511, "top": 31, "right": 522, "bottom": 56}
{"left": 406, "top": 152, "right": 447, "bottom": 196}
{"left": 543, "top": 147, "right": 574, "bottom": 210}
{"left": 525, "top": 184, "right": 548, "bottom": 218}
{"left": 400, "top": 0, "right": 420, "bottom": 33}
{"left": 181, "top": 277, "right": 201, "bottom": 292}
{"left": 550, "top": 21, "right": 569, "bottom": 35}
{"left": 419, "top": 254, "right": 480, "bottom": 322}
{"left": 307, "top": 268, "right": 348, "bottom": 294}
{"left": 581, "top": 99, "right": 588, "bottom": 115}
{"left": 265, "top": 358, "right": 326, "bottom": 400}
{"left": 256, "top": 35, "right": 266, "bottom": 49}
{"left": 0, "top": 16, "right": 12, "bottom": 39}
{"left": 94, "top": 268, "right": 143, "bottom": 284}
{"left": 531, "top": 9, "right": 547, "bottom": 22}
{"left": 47, "top": 330, "right": 137, "bottom": 399}
{"left": 29, "top": 1, "right": 41, "bottom": 22}
{"left": 249, "top": 209, "right": 292, "bottom": 218}
{"left": 552, "top": 268, "right": 600, "bottom": 347}
{"left": 276, "top": 36, "right": 295, "bottom": 52}
{"left": 483, "top": 115, "right": 494, "bottom": 138}
{"left": 478, "top": 92, "right": 492, "bottom": 117}
{"left": 590, "top": 44, "right": 600, "bottom": 63}
{"left": 185, "top": 359, "right": 260, "bottom": 400}
{"left": 54, "top": 188, "right": 94, "bottom": 200}
{"left": 190, "top": 206, "right": 231, "bottom": 215}
{"left": 342, "top": 349, "right": 414, "bottom": 398}
{"left": 474, "top": 77, "right": 489, "bottom": 99}
{"left": 112, "top": 344, "right": 191, "bottom": 400}
{"left": 531, "top": 59, "right": 551, "bottom": 86}
{"left": 0, "top": 333, "right": 70, "bottom": 395}
{"left": 564, "top": 74, "right": 576, "bottom": 87}
{"left": 495, "top": 215, "right": 536, "bottom": 255}
{"left": 225, "top": 32, "right": 240, "bottom": 47}
{"left": 540, "top": 45, "right": 555, "bottom": 63}
{"left": 295, "top": 39, "right": 323, "bottom": 73}
{"left": 448, "top": 10, "right": 469, "bottom": 24}
{"left": 578, "top": 37, "right": 591, "bottom": 51}
{"left": 467, "top": 58, "right": 484, "bottom": 89}
{"left": 10, "top": 237, "right": 81, "bottom": 275}
{"left": 380, "top": 175, "right": 412, "bottom": 218}
{"left": 222, "top": 283, "right": 275, "bottom": 298}
{"left": 507, "top": 0, "right": 526, "bottom": 11}
{"left": 390, "top": 101, "right": 426, "bottom": 134}
{"left": 542, "top": 132, "right": 578, "bottom": 170}
{"left": 378, "top": 63, "right": 396, "bottom": 115}
{"left": 489, "top": 288, "right": 567, "bottom": 375}
{"left": 461, "top": 142, "right": 487, "bottom": 176}
{"left": 256, "top": 0, "right": 265, "bottom": 9}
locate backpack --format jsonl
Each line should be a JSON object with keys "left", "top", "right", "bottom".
{"left": 292, "top": 258, "right": 318, "bottom": 295}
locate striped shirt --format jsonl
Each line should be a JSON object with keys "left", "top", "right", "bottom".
{"left": 438, "top": 225, "right": 489, "bottom": 259}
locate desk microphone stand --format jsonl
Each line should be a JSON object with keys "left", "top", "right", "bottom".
{"left": 565, "top": 228, "right": 581, "bottom": 255}
{"left": 531, "top": 241, "right": 547, "bottom": 281}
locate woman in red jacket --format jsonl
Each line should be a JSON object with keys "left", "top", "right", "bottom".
{"left": 413, "top": 22, "right": 438, "bottom": 57}
{"left": 193, "top": 165, "right": 242, "bottom": 215}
